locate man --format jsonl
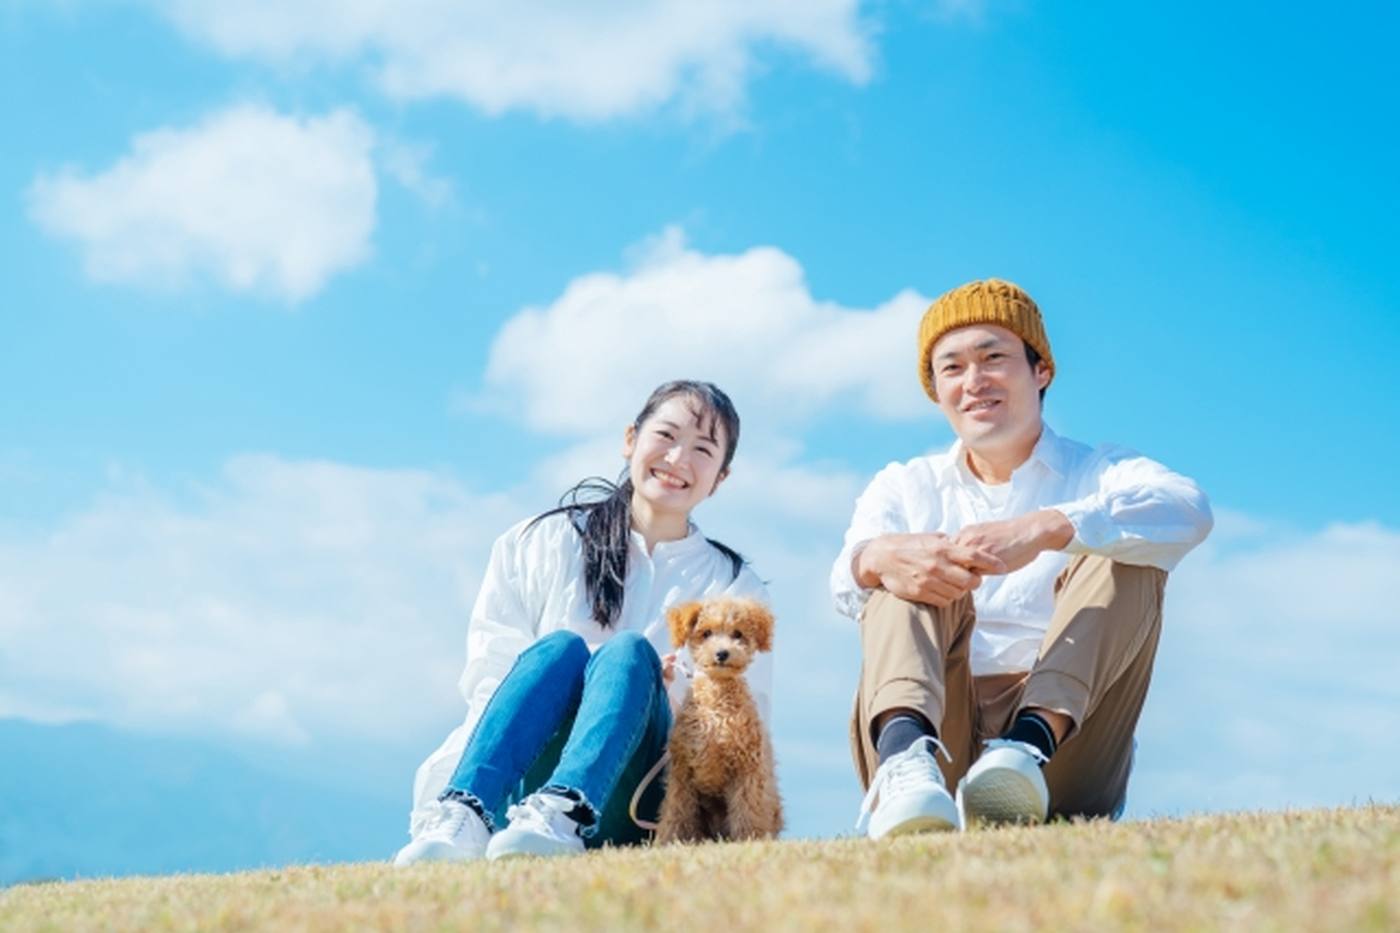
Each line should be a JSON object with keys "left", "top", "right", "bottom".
{"left": 832, "top": 278, "right": 1212, "bottom": 837}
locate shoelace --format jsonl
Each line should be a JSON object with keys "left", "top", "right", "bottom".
{"left": 855, "top": 735, "right": 952, "bottom": 835}
{"left": 422, "top": 799, "right": 471, "bottom": 838}
{"left": 504, "top": 794, "right": 580, "bottom": 838}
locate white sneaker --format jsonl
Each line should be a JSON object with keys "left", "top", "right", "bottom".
{"left": 393, "top": 798, "right": 491, "bottom": 866}
{"left": 957, "top": 738, "right": 1050, "bottom": 827}
{"left": 486, "top": 792, "right": 588, "bottom": 860}
{"left": 856, "top": 735, "right": 960, "bottom": 839}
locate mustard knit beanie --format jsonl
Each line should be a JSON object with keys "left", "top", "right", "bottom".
{"left": 917, "top": 278, "right": 1054, "bottom": 402}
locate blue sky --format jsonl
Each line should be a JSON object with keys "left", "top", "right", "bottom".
{"left": 2, "top": 0, "right": 1398, "bottom": 867}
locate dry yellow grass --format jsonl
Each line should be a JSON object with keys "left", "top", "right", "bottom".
{"left": 3, "top": 805, "right": 1397, "bottom": 932}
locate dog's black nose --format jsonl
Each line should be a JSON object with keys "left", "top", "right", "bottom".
{"left": 715, "top": 649, "right": 730, "bottom": 663}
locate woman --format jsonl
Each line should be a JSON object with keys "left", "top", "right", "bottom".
{"left": 395, "top": 380, "right": 771, "bottom": 863}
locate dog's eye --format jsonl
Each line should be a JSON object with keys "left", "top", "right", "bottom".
{"left": 700, "top": 629, "right": 712, "bottom": 640}
{"left": 732, "top": 630, "right": 745, "bottom": 641}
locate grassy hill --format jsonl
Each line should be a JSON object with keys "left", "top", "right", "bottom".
{"left": 4, "top": 805, "right": 1397, "bottom": 931}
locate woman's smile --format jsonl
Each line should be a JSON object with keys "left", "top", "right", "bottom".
{"left": 649, "top": 467, "right": 690, "bottom": 490}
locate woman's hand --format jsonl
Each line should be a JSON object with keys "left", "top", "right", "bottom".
{"left": 661, "top": 652, "right": 678, "bottom": 685}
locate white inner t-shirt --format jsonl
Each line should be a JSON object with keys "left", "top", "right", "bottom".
{"left": 972, "top": 478, "right": 1013, "bottom": 512}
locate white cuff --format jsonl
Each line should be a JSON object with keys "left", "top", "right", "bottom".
{"left": 1053, "top": 496, "right": 1113, "bottom": 553}
{"left": 831, "top": 539, "right": 875, "bottom": 619}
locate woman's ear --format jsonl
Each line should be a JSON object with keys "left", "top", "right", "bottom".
{"left": 667, "top": 602, "right": 703, "bottom": 649}
{"left": 708, "top": 466, "right": 730, "bottom": 497}
{"left": 621, "top": 424, "right": 637, "bottom": 460}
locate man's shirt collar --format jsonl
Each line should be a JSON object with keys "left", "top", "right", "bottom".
{"left": 936, "top": 420, "right": 1065, "bottom": 486}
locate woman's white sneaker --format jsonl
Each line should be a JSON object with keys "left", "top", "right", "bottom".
{"left": 393, "top": 798, "right": 491, "bottom": 866}
{"left": 856, "top": 735, "right": 960, "bottom": 839}
{"left": 957, "top": 738, "right": 1050, "bottom": 827}
{"left": 486, "top": 792, "right": 588, "bottom": 860}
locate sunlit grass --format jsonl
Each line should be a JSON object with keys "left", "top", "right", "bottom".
{"left": 4, "top": 805, "right": 1397, "bottom": 931}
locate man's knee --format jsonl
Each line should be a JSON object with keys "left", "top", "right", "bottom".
{"left": 860, "top": 590, "right": 972, "bottom": 639}
{"left": 1054, "top": 557, "right": 1166, "bottom": 646}
{"left": 1059, "top": 555, "right": 1166, "bottom": 602}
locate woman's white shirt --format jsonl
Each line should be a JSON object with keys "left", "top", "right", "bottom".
{"left": 409, "top": 511, "right": 770, "bottom": 836}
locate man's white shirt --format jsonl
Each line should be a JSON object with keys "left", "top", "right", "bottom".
{"left": 830, "top": 422, "right": 1213, "bottom": 677}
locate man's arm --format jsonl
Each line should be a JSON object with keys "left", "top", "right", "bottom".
{"left": 1051, "top": 449, "right": 1213, "bottom": 571}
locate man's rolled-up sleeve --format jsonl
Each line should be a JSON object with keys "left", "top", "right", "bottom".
{"left": 1052, "top": 447, "right": 1213, "bottom": 571}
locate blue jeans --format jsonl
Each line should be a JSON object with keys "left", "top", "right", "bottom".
{"left": 443, "top": 630, "right": 671, "bottom": 847}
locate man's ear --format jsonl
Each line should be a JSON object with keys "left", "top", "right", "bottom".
{"left": 741, "top": 600, "right": 774, "bottom": 653}
{"left": 1034, "top": 359, "right": 1051, "bottom": 392}
{"left": 667, "top": 602, "right": 703, "bottom": 649}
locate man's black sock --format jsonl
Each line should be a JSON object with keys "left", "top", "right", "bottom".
{"left": 1003, "top": 710, "right": 1058, "bottom": 763}
{"left": 876, "top": 713, "right": 936, "bottom": 765}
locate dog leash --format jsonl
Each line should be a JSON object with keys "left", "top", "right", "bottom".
{"left": 631, "top": 657, "right": 708, "bottom": 832}
{"left": 629, "top": 751, "right": 670, "bottom": 832}
{"left": 630, "top": 654, "right": 696, "bottom": 832}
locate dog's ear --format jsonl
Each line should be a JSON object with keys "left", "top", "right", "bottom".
{"left": 667, "top": 601, "right": 703, "bottom": 649}
{"left": 742, "top": 600, "right": 775, "bottom": 653}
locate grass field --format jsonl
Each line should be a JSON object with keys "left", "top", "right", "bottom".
{"left": 4, "top": 805, "right": 1397, "bottom": 931}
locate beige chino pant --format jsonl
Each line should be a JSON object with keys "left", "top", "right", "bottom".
{"left": 849, "top": 555, "right": 1167, "bottom": 819}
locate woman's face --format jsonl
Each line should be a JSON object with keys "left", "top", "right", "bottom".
{"left": 622, "top": 395, "right": 730, "bottom": 519}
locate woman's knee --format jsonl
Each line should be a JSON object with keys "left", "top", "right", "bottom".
{"left": 525, "top": 630, "right": 591, "bottom": 673}
{"left": 591, "top": 630, "right": 660, "bottom": 673}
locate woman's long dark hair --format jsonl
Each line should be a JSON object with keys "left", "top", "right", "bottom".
{"left": 528, "top": 380, "right": 745, "bottom": 628}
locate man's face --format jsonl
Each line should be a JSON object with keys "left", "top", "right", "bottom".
{"left": 930, "top": 324, "right": 1050, "bottom": 453}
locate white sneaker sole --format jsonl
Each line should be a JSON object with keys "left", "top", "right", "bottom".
{"left": 393, "top": 839, "right": 484, "bottom": 866}
{"left": 868, "top": 791, "right": 961, "bottom": 839}
{"left": 880, "top": 812, "right": 958, "bottom": 838}
{"left": 959, "top": 766, "right": 1047, "bottom": 826}
{"left": 486, "top": 832, "right": 584, "bottom": 861}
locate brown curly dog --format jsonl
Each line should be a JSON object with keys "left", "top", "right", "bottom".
{"left": 655, "top": 597, "right": 783, "bottom": 843}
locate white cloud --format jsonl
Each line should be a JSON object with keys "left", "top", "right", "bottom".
{"left": 379, "top": 138, "right": 454, "bottom": 209}
{"left": 27, "top": 104, "right": 377, "bottom": 302}
{"left": 148, "top": 0, "right": 873, "bottom": 121}
{"left": 1130, "top": 521, "right": 1400, "bottom": 816}
{"left": 480, "top": 226, "right": 932, "bottom": 436}
{"left": 0, "top": 457, "right": 522, "bottom": 745}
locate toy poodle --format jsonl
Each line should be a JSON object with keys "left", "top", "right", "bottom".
{"left": 655, "top": 597, "right": 783, "bottom": 843}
